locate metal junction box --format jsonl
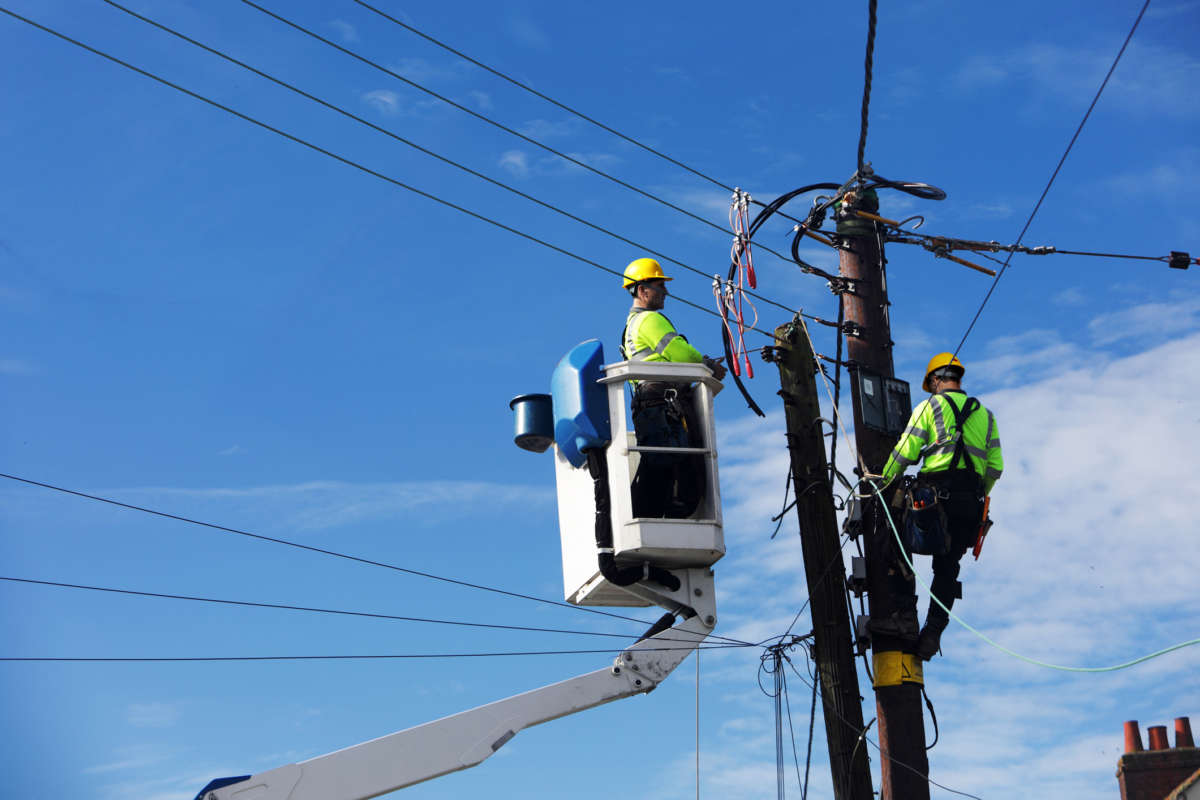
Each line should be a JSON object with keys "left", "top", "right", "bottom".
{"left": 852, "top": 366, "right": 911, "bottom": 436}
{"left": 555, "top": 360, "right": 725, "bottom": 607}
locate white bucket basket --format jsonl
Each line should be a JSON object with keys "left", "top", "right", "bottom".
{"left": 555, "top": 360, "right": 725, "bottom": 606}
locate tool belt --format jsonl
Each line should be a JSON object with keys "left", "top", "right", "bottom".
{"left": 632, "top": 382, "right": 695, "bottom": 436}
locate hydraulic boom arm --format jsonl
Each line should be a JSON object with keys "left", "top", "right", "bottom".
{"left": 195, "top": 568, "right": 715, "bottom": 800}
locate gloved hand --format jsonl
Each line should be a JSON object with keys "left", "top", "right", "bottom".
{"left": 702, "top": 356, "right": 727, "bottom": 381}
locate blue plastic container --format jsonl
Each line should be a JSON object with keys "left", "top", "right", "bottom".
{"left": 550, "top": 339, "right": 611, "bottom": 467}
{"left": 509, "top": 393, "right": 554, "bottom": 453}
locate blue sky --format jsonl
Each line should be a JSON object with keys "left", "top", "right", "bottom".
{"left": 2, "top": 1, "right": 1198, "bottom": 798}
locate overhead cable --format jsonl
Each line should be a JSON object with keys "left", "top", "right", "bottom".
{"left": 240, "top": 0, "right": 804, "bottom": 270}
{"left": 856, "top": 0, "right": 878, "bottom": 180}
{"left": 0, "top": 575, "right": 705, "bottom": 644}
{"left": 0, "top": 471, "right": 754, "bottom": 647}
{"left": 353, "top": 0, "right": 739, "bottom": 197}
{"left": 99, "top": 0, "right": 805, "bottom": 320}
{"left": 779, "top": 648, "right": 984, "bottom": 800}
{"left": 953, "top": 0, "right": 1152, "bottom": 356}
{"left": 0, "top": 643, "right": 753, "bottom": 663}
{"left": 0, "top": 8, "right": 777, "bottom": 340}
{"left": 349, "top": 0, "right": 816, "bottom": 231}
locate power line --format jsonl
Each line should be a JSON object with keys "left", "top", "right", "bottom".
{"left": 0, "top": 575, "right": 707, "bottom": 644}
{"left": 0, "top": 7, "right": 778, "bottom": 339}
{"left": 953, "top": 0, "right": 1151, "bottom": 356}
{"left": 780, "top": 651, "right": 984, "bottom": 800}
{"left": 97, "top": 0, "right": 807, "bottom": 321}
{"left": 0, "top": 643, "right": 753, "bottom": 663}
{"left": 856, "top": 0, "right": 878, "bottom": 179}
{"left": 0, "top": 471, "right": 753, "bottom": 647}
{"left": 352, "top": 0, "right": 737, "bottom": 197}
{"left": 239, "top": 0, "right": 807, "bottom": 270}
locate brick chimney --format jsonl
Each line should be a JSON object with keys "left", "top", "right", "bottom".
{"left": 1117, "top": 717, "right": 1200, "bottom": 800}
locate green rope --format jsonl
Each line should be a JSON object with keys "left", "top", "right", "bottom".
{"left": 865, "top": 481, "right": 1199, "bottom": 672}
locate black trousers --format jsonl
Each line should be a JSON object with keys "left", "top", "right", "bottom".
{"left": 925, "top": 473, "right": 984, "bottom": 620}
{"left": 629, "top": 392, "right": 704, "bottom": 519}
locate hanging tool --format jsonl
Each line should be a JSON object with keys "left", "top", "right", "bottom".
{"left": 972, "top": 496, "right": 993, "bottom": 560}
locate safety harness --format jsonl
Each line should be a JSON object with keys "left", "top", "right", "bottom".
{"left": 902, "top": 394, "right": 984, "bottom": 555}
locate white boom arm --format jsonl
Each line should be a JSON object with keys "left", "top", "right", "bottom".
{"left": 199, "top": 568, "right": 716, "bottom": 800}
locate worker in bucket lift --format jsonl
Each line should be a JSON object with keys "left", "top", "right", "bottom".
{"left": 620, "top": 257, "right": 726, "bottom": 519}
{"left": 878, "top": 352, "right": 1003, "bottom": 660}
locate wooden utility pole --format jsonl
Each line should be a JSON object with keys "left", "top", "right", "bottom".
{"left": 836, "top": 191, "right": 930, "bottom": 799}
{"left": 774, "top": 321, "right": 873, "bottom": 800}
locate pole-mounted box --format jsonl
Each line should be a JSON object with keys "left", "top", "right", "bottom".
{"left": 851, "top": 365, "right": 911, "bottom": 436}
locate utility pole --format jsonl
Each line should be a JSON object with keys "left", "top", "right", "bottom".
{"left": 836, "top": 190, "right": 930, "bottom": 799}
{"left": 773, "top": 320, "right": 873, "bottom": 800}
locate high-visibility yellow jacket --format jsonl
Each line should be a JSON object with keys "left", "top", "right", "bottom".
{"left": 881, "top": 390, "right": 1004, "bottom": 494}
{"left": 621, "top": 307, "right": 703, "bottom": 364}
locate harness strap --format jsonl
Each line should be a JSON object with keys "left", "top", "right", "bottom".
{"left": 942, "top": 394, "right": 982, "bottom": 474}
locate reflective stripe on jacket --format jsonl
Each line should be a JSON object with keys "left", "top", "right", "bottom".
{"left": 881, "top": 390, "right": 1004, "bottom": 494}
{"left": 621, "top": 308, "right": 703, "bottom": 364}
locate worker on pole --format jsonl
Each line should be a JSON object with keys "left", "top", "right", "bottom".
{"left": 620, "top": 257, "right": 726, "bottom": 518}
{"left": 878, "top": 353, "right": 1004, "bottom": 660}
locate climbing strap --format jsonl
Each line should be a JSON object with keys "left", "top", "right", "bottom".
{"left": 941, "top": 394, "right": 981, "bottom": 474}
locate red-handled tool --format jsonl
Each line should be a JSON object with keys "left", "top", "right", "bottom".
{"left": 972, "top": 496, "right": 993, "bottom": 560}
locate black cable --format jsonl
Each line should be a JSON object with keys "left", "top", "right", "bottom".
{"left": 802, "top": 662, "right": 818, "bottom": 800}
{"left": 353, "top": 0, "right": 737, "bottom": 198}
{"left": 768, "top": 466, "right": 795, "bottom": 540}
{"left": 781, "top": 657, "right": 985, "bottom": 800}
{"left": 1051, "top": 248, "right": 1185, "bottom": 262}
{"left": 856, "top": 0, "right": 878, "bottom": 180}
{"left": 351, "top": 0, "right": 818, "bottom": 232}
{"left": 780, "top": 663, "right": 807, "bottom": 799}
{"left": 828, "top": 299, "right": 845, "bottom": 486}
{"left": 0, "top": 575, "right": 706, "bottom": 644}
{"left": 0, "top": 472, "right": 755, "bottom": 646}
{"left": 98, "top": 1, "right": 806, "bottom": 319}
{"left": 778, "top": 534, "right": 851, "bottom": 641}
{"left": 0, "top": 643, "right": 753, "bottom": 663}
{"left": 717, "top": 290, "right": 767, "bottom": 417}
{"left": 240, "top": 1, "right": 803, "bottom": 270}
{"left": 0, "top": 8, "right": 778, "bottom": 340}
{"left": 923, "top": 686, "right": 940, "bottom": 750}
{"left": 953, "top": 0, "right": 1150, "bottom": 357}
{"left": 99, "top": 0, "right": 805, "bottom": 321}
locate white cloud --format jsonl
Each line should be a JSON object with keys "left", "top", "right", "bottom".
{"left": 128, "top": 702, "right": 181, "bottom": 728}
{"left": 361, "top": 89, "right": 402, "bottom": 116}
{"left": 507, "top": 16, "right": 549, "bottom": 49}
{"left": 1087, "top": 291, "right": 1200, "bottom": 345}
{"left": 1053, "top": 287, "right": 1086, "bottom": 306}
{"left": 0, "top": 357, "right": 36, "bottom": 374}
{"left": 707, "top": 297, "right": 1200, "bottom": 798}
{"left": 467, "top": 89, "right": 493, "bottom": 110}
{"left": 518, "top": 118, "right": 579, "bottom": 139}
{"left": 498, "top": 150, "right": 529, "bottom": 178}
{"left": 954, "top": 41, "right": 1200, "bottom": 119}
{"left": 328, "top": 19, "right": 357, "bottom": 43}
{"left": 217, "top": 444, "right": 244, "bottom": 456}
{"left": 110, "top": 479, "right": 555, "bottom": 532}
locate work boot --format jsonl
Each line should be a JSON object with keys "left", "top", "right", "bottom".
{"left": 916, "top": 614, "right": 949, "bottom": 661}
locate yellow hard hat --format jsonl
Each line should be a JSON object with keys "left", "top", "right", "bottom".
{"left": 622, "top": 257, "right": 673, "bottom": 289}
{"left": 923, "top": 352, "right": 965, "bottom": 392}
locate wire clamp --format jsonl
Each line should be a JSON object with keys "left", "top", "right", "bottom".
{"left": 827, "top": 277, "right": 857, "bottom": 296}
{"left": 1169, "top": 250, "right": 1192, "bottom": 270}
